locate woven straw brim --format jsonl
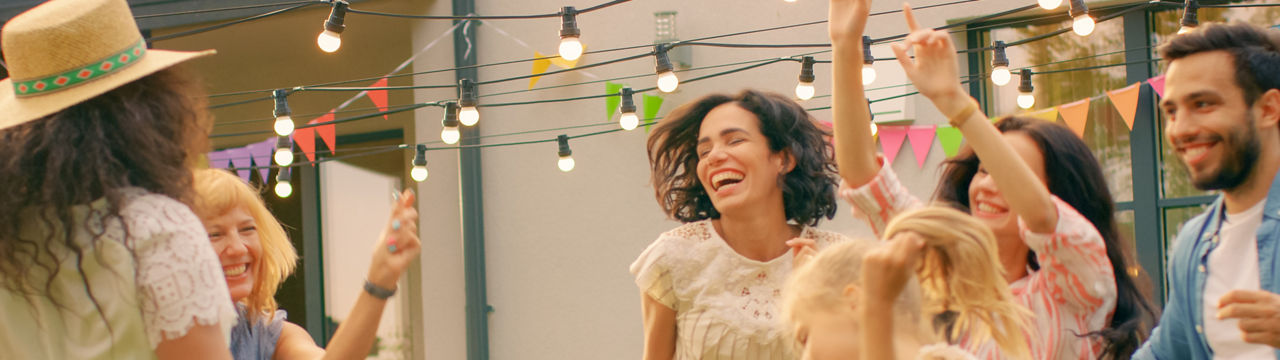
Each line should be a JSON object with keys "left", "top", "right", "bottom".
{"left": 0, "top": 48, "right": 214, "bottom": 131}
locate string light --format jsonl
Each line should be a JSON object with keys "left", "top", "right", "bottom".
{"left": 654, "top": 44, "right": 679, "bottom": 93}
{"left": 441, "top": 101, "right": 461, "bottom": 144}
{"left": 556, "top": 135, "right": 575, "bottom": 172}
{"left": 1178, "top": 0, "right": 1199, "bottom": 35}
{"left": 618, "top": 87, "right": 639, "bottom": 130}
{"left": 990, "top": 41, "right": 1011, "bottom": 86}
{"left": 867, "top": 97, "right": 878, "bottom": 136}
{"left": 558, "top": 6, "right": 584, "bottom": 61}
{"left": 411, "top": 144, "right": 429, "bottom": 182}
{"left": 862, "top": 36, "right": 877, "bottom": 86}
{"left": 795, "top": 56, "right": 816, "bottom": 100}
{"left": 1017, "top": 69, "right": 1036, "bottom": 109}
{"left": 273, "top": 136, "right": 294, "bottom": 166}
{"left": 1039, "top": 0, "right": 1062, "bottom": 10}
{"left": 272, "top": 89, "right": 294, "bottom": 136}
{"left": 317, "top": 0, "right": 348, "bottom": 53}
{"left": 1069, "top": 0, "right": 1095, "bottom": 36}
{"left": 275, "top": 167, "right": 292, "bottom": 198}
{"left": 458, "top": 79, "right": 480, "bottom": 126}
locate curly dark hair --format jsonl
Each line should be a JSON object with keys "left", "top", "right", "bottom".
{"left": 0, "top": 67, "right": 210, "bottom": 320}
{"left": 647, "top": 89, "right": 838, "bottom": 226}
{"left": 933, "top": 116, "right": 1157, "bottom": 360}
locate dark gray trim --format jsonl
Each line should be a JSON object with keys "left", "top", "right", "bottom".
{"left": 1124, "top": 9, "right": 1165, "bottom": 302}
{"left": 1159, "top": 195, "right": 1218, "bottom": 208}
{"left": 453, "top": 0, "right": 490, "bottom": 358}
{"left": 300, "top": 162, "right": 328, "bottom": 345}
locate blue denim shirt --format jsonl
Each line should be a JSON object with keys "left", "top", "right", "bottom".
{"left": 1134, "top": 168, "right": 1280, "bottom": 359}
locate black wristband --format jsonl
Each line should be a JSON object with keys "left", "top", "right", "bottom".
{"left": 364, "top": 280, "right": 396, "bottom": 299}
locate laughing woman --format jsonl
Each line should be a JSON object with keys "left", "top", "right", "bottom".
{"left": 631, "top": 90, "right": 861, "bottom": 360}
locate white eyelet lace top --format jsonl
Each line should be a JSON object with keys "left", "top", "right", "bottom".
{"left": 0, "top": 188, "right": 235, "bottom": 359}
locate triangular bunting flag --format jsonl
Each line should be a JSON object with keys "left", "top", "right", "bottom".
{"left": 207, "top": 149, "right": 231, "bottom": 170}
{"left": 906, "top": 125, "right": 936, "bottom": 169}
{"left": 311, "top": 112, "right": 337, "bottom": 155}
{"left": 1057, "top": 98, "right": 1091, "bottom": 138}
{"left": 293, "top": 127, "right": 317, "bottom": 164}
{"left": 877, "top": 125, "right": 909, "bottom": 167}
{"left": 605, "top": 82, "right": 624, "bottom": 122}
{"left": 643, "top": 94, "right": 664, "bottom": 133}
{"left": 247, "top": 137, "right": 275, "bottom": 182}
{"left": 226, "top": 147, "right": 252, "bottom": 183}
{"left": 936, "top": 126, "right": 964, "bottom": 158}
{"left": 369, "top": 78, "right": 389, "bottom": 120}
{"left": 1148, "top": 75, "right": 1166, "bottom": 98}
{"left": 1028, "top": 108, "right": 1059, "bottom": 122}
{"left": 1107, "top": 82, "right": 1141, "bottom": 130}
{"left": 529, "top": 52, "right": 553, "bottom": 89}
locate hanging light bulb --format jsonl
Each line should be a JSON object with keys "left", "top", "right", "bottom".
{"left": 618, "top": 87, "right": 639, "bottom": 130}
{"left": 1017, "top": 69, "right": 1036, "bottom": 109}
{"left": 556, "top": 135, "right": 575, "bottom": 172}
{"left": 273, "top": 136, "right": 294, "bottom": 166}
{"left": 557, "top": 6, "right": 584, "bottom": 61}
{"left": 867, "top": 97, "right": 878, "bottom": 136}
{"left": 1038, "top": 0, "right": 1063, "bottom": 10}
{"left": 272, "top": 89, "right": 294, "bottom": 136}
{"left": 317, "top": 0, "right": 347, "bottom": 53}
{"left": 654, "top": 45, "right": 679, "bottom": 93}
{"left": 411, "top": 144, "right": 429, "bottom": 182}
{"left": 440, "top": 102, "right": 461, "bottom": 144}
{"left": 458, "top": 78, "right": 480, "bottom": 126}
{"left": 1069, "top": 0, "right": 1095, "bottom": 36}
{"left": 795, "top": 56, "right": 816, "bottom": 100}
{"left": 275, "top": 167, "right": 293, "bottom": 198}
{"left": 862, "top": 36, "right": 877, "bottom": 86}
{"left": 1178, "top": 0, "right": 1199, "bottom": 35}
{"left": 990, "top": 41, "right": 1011, "bottom": 86}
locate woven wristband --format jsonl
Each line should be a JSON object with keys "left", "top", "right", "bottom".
{"left": 948, "top": 100, "right": 980, "bottom": 128}
{"left": 364, "top": 280, "right": 396, "bottom": 299}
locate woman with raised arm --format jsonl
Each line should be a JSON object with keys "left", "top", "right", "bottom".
{"left": 828, "top": 0, "right": 1155, "bottom": 358}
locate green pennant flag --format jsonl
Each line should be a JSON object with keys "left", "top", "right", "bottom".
{"left": 643, "top": 94, "right": 664, "bottom": 133}
{"left": 936, "top": 126, "right": 964, "bottom": 158}
{"left": 605, "top": 82, "right": 624, "bottom": 122}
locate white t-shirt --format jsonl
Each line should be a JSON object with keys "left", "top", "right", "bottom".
{"left": 1203, "top": 200, "right": 1275, "bottom": 359}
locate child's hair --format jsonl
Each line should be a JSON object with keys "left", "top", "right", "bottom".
{"left": 883, "top": 206, "right": 1032, "bottom": 359}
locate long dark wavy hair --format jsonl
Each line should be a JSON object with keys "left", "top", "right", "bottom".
{"left": 647, "top": 89, "right": 838, "bottom": 226}
{"left": 933, "top": 116, "right": 1157, "bottom": 359}
{"left": 0, "top": 67, "right": 209, "bottom": 321}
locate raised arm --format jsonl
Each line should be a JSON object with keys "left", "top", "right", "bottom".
{"left": 889, "top": 4, "right": 1058, "bottom": 232}
{"left": 830, "top": 0, "right": 880, "bottom": 187}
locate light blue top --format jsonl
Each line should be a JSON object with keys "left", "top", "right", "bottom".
{"left": 1135, "top": 168, "right": 1280, "bottom": 359}
{"left": 230, "top": 303, "right": 287, "bottom": 360}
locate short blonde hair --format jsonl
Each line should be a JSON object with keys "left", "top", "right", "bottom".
{"left": 191, "top": 168, "right": 297, "bottom": 321}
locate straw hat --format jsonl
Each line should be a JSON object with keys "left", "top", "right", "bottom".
{"left": 0, "top": 0, "right": 215, "bottom": 131}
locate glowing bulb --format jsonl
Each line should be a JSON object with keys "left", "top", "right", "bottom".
{"left": 657, "top": 71, "right": 679, "bottom": 93}
{"left": 558, "top": 155, "right": 575, "bottom": 172}
{"left": 275, "top": 181, "right": 293, "bottom": 198}
{"left": 1177, "top": 26, "right": 1195, "bottom": 35}
{"left": 991, "top": 67, "right": 1011, "bottom": 86}
{"left": 620, "top": 112, "right": 639, "bottom": 131}
{"left": 862, "top": 65, "right": 877, "bottom": 85}
{"left": 274, "top": 116, "right": 294, "bottom": 136}
{"left": 795, "top": 82, "right": 815, "bottom": 100}
{"left": 870, "top": 122, "right": 878, "bottom": 136}
{"left": 559, "top": 36, "right": 583, "bottom": 61}
{"left": 411, "top": 165, "right": 429, "bottom": 182}
{"left": 1038, "top": 0, "right": 1062, "bottom": 10}
{"left": 441, "top": 127, "right": 460, "bottom": 144}
{"left": 317, "top": 30, "right": 342, "bottom": 53}
{"left": 1017, "top": 93, "right": 1036, "bottom": 109}
{"left": 1073, "top": 15, "right": 1095, "bottom": 36}
{"left": 274, "top": 148, "right": 293, "bottom": 166}
{"left": 459, "top": 106, "right": 479, "bottom": 126}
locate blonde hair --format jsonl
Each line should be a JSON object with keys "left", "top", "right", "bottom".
{"left": 883, "top": 206, "right": 1032, "bottom": 359}
{"left": 191, "top": 168, "right": 297, "bottom": 321}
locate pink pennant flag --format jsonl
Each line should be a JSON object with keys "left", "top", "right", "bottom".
{"left": 1147, "top": 75, "right": 1166, "bottom": 98}
{"left": 293, "top": 127, "right": 317, "bottom": 164}
{"left": 877, "top": 125, "right": 909, "bottom": 167}
{"left": 226, "top": 147, "right": 252, "bottom": 182}
{"left": 906, "top": 125, "right": 937, "bottom": 169}
{"left": 246, "top": 137, "right": 276, "bottom": 182}
{"left": 1107, "top": 83, "right": 1142, "bottom": 130}
{"left": 207, "top": 149, "right": 231, "bottom": 170}
{"left": 369, "top": 78, "right": 389, "bottom": 120}
{"left": 310, "top": 112, "right": 337, "bottom": 155}
{"left": 1057, "top": 98, "right": 1092, "bottom": 138}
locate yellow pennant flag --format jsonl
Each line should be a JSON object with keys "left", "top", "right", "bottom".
{"left": 1057, "top": 98, "right": 1092, "bottom": 138}
{"left": 1028, "top": 108, "right": 1059, "bottom": 123}
{"left": 529, "top": 52, "right": 553, "bottom": 89}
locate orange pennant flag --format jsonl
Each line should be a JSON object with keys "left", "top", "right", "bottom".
{"left": 1107, "top": 83, "right": 1141, "bottom": 130}
{"left": 368, "top": 78, "right": 389, "bottom": 120}
{"left": 292, "top": 127, "right": 317, "bottom": 164}
{"left": 309, "top": 112, "right": 337, "bottom": 155}
{"left": 1057, "top": 98, "right": 1092, "bottom": 138}
{"left": 529, "top": 52, "right": 553, "bottom": 89}
{"left": 1028, "top": 108, "right": 1059, "bottom": 122}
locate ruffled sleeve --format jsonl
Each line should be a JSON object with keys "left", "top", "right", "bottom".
{"left": 839, "top": 157, "right": 924, "bottom": 237}
{"left": 630, "top": 236, "right": 679, "bottom": 310}
{"left": 1018, "top": 196, "right": 1117, "bottom": 321}
{"left": 125, "top": 193, "right": 237, "bottom": 348}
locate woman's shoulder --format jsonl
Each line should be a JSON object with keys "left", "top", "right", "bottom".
{"left": 656, "top": 220, "right": 714, "bottom": 243}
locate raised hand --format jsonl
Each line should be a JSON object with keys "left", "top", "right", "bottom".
{"left": 860, "top": 231, "right": 926, "bottom": 303}
{"left": 367, "top": 189, "right": 422, "bottom": 290}
{"left": 1218, "top": 289, "right": 1280, "bottom": 348}
{"left": 889, "top": 3, "right": 970, "bottom": 116}
{"left": 786, "top": 238, "right": 819, "bottom": 270}
{"left": 829, "top": 0, "right": 872, "bottom": 43}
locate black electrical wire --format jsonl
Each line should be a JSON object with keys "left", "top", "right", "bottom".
{"left": 345, "top": 0, "right": 631, "bottom": 20}
{"left": 134, "top": 1, "right": 323, "bottom": 19}
{"left": 146, "top": 2, "right": 324, "bottom": 42}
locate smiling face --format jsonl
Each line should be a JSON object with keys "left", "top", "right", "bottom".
{"left": 967, "top": 132, "right": 1048, "bottom": 238}
{"left": 1162, "top": 50, "right": 1263, "bottom": 191}
{"left": 694, "top": 103, "right": 793, "bottom": 217}
{"left": 204, "top": 207, "right": 262, "bottom": 302}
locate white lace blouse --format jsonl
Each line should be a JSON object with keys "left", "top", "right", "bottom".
{"left": 0, "top": 188, "right": 236, "bottom": 359}
{"left": 631, "top": 220, "right": 855, "bottom": 360}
